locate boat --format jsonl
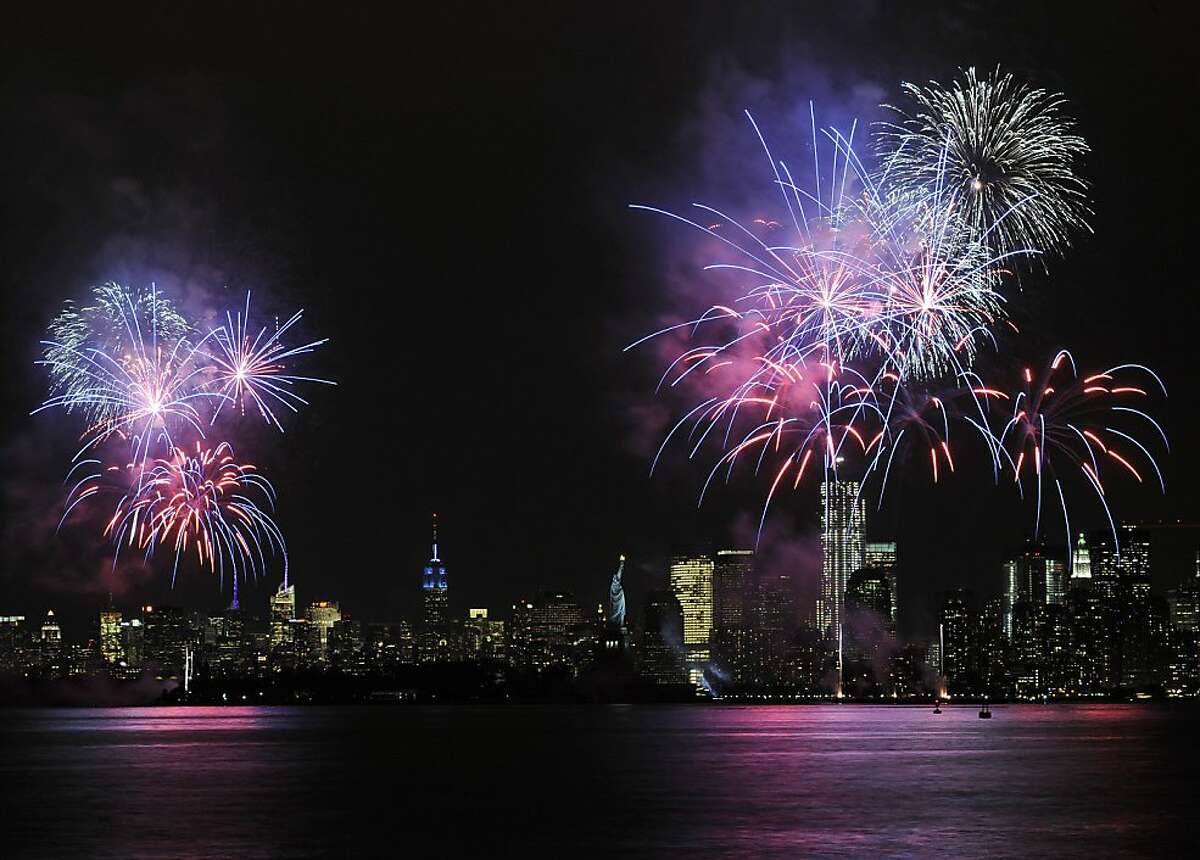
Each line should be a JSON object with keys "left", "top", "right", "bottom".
{"left": 933, "top": 698, "right": 942, "bottom": 714}
{"left": 978, "top": 702, "right": 992, "bottom": 719}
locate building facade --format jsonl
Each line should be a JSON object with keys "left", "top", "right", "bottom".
{"left": 819, "top": 479, "right": 866, "bottom": 638}
{"left": 639, "top": 589, "right": 687, "bottom": 685}
{"left": 670, "top": 554, "right": 714, "bottom": 685}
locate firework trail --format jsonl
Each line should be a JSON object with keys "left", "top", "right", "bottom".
{"left": 865, "top": 373, "right": 1004, "bottom": 499}
{"left": 93, "top": 442, "right": 286, "bottom": 589}
{"left": 995, "top": 350, "right": 1168, "bottom": 548}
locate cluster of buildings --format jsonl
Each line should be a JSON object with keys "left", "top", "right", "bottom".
{"left": 3, "top": 494, "right": 1199, "bottom": 702}
{"left": 933, "top": 528, "right": 1200, "bottom": 700}
{"left": 0, "top": 586, "right": 421, "bottom": 690}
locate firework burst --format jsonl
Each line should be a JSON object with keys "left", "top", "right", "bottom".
{"left": 205, "top": 292, "right": 335, "bottom": 431}
{"left": 879, "top": 66, "right": 1092, "bottom": 257}
{"left": 37, "top": 285, "right": 220, "bottom": 468}
{"left": 996, "top": 350, "right": 1168, "bottom": 544}
{"left": 41, "top": 283, "right": 196, "bottom": 428}
{"left": 95, "top": 442, "right": 286, "bottom": 587}
{"left": 37, "top": 282, "right": 330, "bottom": 594}
{"left": 629, "top": 73, "right": 1164, "bottom": 549}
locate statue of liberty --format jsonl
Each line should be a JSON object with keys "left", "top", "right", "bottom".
{"left": 608, "top": 554, "right": 626, "bottom": 627}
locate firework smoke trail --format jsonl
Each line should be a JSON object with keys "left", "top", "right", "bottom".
{"left": 628, "top": 70, "right": 1165, "bottom": 548}
{"left": 879, "top": 66, "right": 1092, "bottom": 258}
{"left": 205, "top": 291, "right": 336, "bottom": 431}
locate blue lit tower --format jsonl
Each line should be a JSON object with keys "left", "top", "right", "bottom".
{"left": 420, "top": 513, "right": 450, "bottom": 662}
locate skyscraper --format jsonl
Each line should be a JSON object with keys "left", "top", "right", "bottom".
{"left": 1114, "top": 526, "right": 1155, "bottom": 690}
{"left": 711, "top": 549, "right": 754, "bottom": 685}
{"left": 864, "top": 541, "right": 898, "bottom": 623}
{"left": 752, "top": 573, "right": 797, "bottom": 684}
{"left": 141, "top": 606, "right": 191, "bottom": 675}
{"left": 328, "top": 619, "right": 366, "bottom": 674}
{"left": 531, "top": 592, "right": 588, "bottom": 674}
{"left": 506, "top": 592, "right": 587, "bottom": 675}
{"left": 819, "top": 479, "right": 866, "bottom": 638}
{"left": 507, "top": 598, "right": 535, "bottom": 673}
{"left": 843, "top": 568, "right": 895, "bottom": 685}
{"left": 119, "top": 618, "right": 144, "bottom": 674}
{"left": 1002, "top": 542, "right": 1066, "bottom": 637}
{"left": 207, "top": 608, "right": 248, "bottom": 678}
{"left": 1070, "top": 533, "right": 1092, "bottom": 579}
{"left": 1067, "top": 578, "right": 1108, "bottom": 693}
{"left": 939, "top": 590, "right": 977, "bottom": 695}
{"left": 713, "top": 549, "right": 754, "bottom": 630}
{"left": 1088, "top": 529, "right": 1121, "bottom": 602}
{"left": 639, "top": 589, "right": 686, "bottom": 685}
{"left": 1167, "top": 552, "right": 1200, "bottom": 631}
{"left": 269, "top": 575, "right": 297, "bottom": 652}
{"left": 845, "top": 568, "right": 894, "bottom": 631}
{"left": 462, "top": 608, "right": 506, "bottom": 662}
{"left": 670, "top": 553, "right": 714, "bottom": 684}
{"left": 420, "top": 513, "right": 450, "bottom": 663}
{"left": 40, "top": 610, "right": 62, "bottom": 644}
{"left": 304, "top": 601, "right": 341, "bottom": 662}
{"left": 99, "top": 599, "right": 123, "bottom": 666}
{"left": 0, "top": 616, "right": 28, "bottom": 675}
{"left": 1118, "top": 526, "right": 1151, "bottom": 603}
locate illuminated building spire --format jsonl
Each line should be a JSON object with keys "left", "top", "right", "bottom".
{"left": 420, "top": 513, "right": 449, "bottom": 662}
{"left": 1071, "top": 532, "right": 1091, "bottom": 579}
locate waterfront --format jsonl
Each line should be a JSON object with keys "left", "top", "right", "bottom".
{"left": 1, "top": 704, "right": 1196, "bottom": 858}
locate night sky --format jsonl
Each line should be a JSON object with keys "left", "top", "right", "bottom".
{"left": 2, "top": 2, "right": 1197, "bottom": 639}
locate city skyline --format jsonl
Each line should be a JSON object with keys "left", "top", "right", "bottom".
{"left": 4, "top": 6, "right": 1200, "bottom": 654}
{"left": 9, "top": 511, "right": 1200, "bottom": 640}
{"left": 6, "top": 507, "right": 1198, "bottom": 705}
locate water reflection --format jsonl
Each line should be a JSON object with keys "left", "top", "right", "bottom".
{"left": 2, "top": 704, "right": 1196, "bottom": 858}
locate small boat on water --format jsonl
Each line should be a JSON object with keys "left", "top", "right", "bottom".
{"left": 979, "top": 702, "right": 992, "bottom": 719}
{"left": 933, "top": 699, "right": 942, "bottom": 714}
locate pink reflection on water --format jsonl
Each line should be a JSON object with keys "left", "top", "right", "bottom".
{"left": 43, "top": 705, "right": 281, "bottom": 734}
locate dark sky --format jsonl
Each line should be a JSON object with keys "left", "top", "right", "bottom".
{"left": 2, "top": 2, "right": 1197, "bottom": 639}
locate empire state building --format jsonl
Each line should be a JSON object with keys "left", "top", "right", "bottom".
{"left": 419, "top": 513, "right": 451, "bottom": 662}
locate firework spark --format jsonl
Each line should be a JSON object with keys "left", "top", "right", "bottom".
{"left": 37, "top": 284, "right": 220, "bottom": 468}
{"left": 996, "top": 350, "right": 1168, "bottom": 544}
{"left": 67, "top": 442, "right": 287, "bottom": 588}
{"left": 205, "top": 292, "right": 335, "bottom": 431}
{"left": 879, "top": 66, "right": 1092, "bottom": 257}
{"left": 41, "top": 283, "right": 195, "bottom": 427}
